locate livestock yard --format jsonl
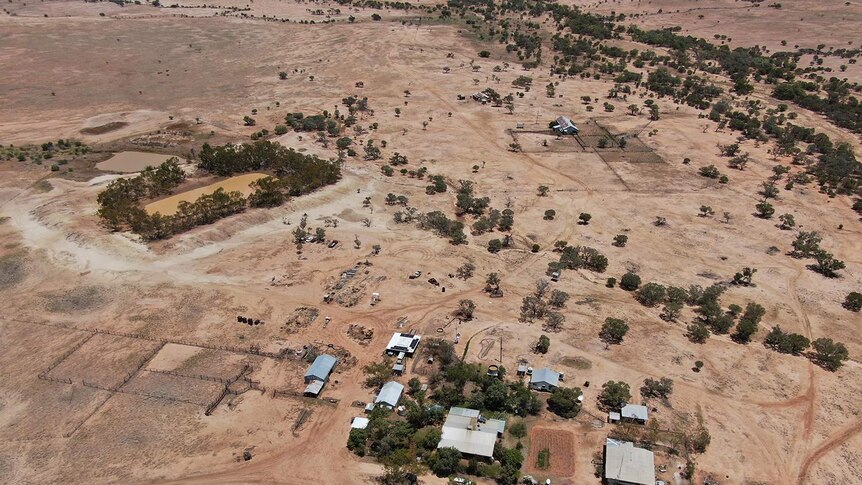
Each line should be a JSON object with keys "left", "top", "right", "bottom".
{"left": 1, "top": 1, "right": 861, "bottom": 485}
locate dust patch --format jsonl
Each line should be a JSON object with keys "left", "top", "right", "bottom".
{"left": 42, "top": 285, "right": 110, "bottom": 313}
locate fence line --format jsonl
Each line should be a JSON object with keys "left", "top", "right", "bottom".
{"left": 18, "top": 318, "right": 297, "bottom": 361}
{"left": 204, "top": 364, "right": 251, "bottom": 416}
{"left": 145, "top": 368, "right": 230, "bottom": 384}
{"left": 40, "top": 333, "right": 94, "bottom": 377}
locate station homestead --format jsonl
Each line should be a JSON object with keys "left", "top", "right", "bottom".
{"left": 0, "top": 0, "right": 861, "bottom": 485}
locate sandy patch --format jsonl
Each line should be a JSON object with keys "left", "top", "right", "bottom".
{"left": 144, "top": 173, "right": 267, "bottom": 216}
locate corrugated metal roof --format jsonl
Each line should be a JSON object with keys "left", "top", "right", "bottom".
{"left": 304, "top": 354, "right": 337, "bottom": 381}
{"left": 604, "top": 439, "right": 655, "bottom": 485}
{"left": 351, "top": 417, "right": 369, "bottom": 429}
{"left": 438, "top": 428, "right": 496, "bottom": 457}
{"left": 375, "top": 381, "right": 404, "bottom": 407}
{"left": 621, "top": 404, "right": 649, "bottom": 421}
{"left": 448, "top": 407, "right": 481, "bottom": 418}
{"left": 304, "top": 380, "right": 324, "bottom": 396}
{"left": 530, "top": 368, "right": 560, "bottom": 387}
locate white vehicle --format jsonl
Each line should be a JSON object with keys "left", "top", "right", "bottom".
{"left": 550, "top": 271, "right": 560, "bottom": 282}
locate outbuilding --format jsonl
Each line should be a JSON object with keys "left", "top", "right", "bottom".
{"left": 552, "top": 115, "right": 579, "bottom": 135}
{"left": 375, "top": 381, "right": 404, "bottom": 409}
{"left": 621, "top": 404, "right": 649, "bottom": 424}
{"left": 529, "top": 368, "right": 561, "bottom": 392}
{"left": 386, "top": 332, "right": 421, "bottom": 356}
{"left": 304, "top": 354, "right": 337, "bottom": 384}
{"left": 604, "top": 439, "right": 655, "bottom": 485}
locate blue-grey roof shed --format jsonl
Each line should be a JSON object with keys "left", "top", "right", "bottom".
{"left": 304, "top": 354, "right": 337, "bottom": 383}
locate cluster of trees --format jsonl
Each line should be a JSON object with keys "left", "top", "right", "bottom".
{"left": 790, "top": 230, "right": 846, "bottom": 277}
{"left": 97, "top": 158, "right": 187, "bottom": 231}
{"left": 474, "top": 208, "right": 513, "bottom": 236}
{"left": 283, "top": 112, "right": 341, "bottom": 134}
{"left": 773, "top": 79, "right": 862, "bottom": 134}
{"left": 198, "top": 141, "right": 341, "bottom": 196}
{"left": 519, "top": 279, "right": 569, "bottom": 331}
{"left": 417, "top": 211, "right": 467, "bottom": 244}
{"left": 548, "top": 242, "right": 609, "bottom": 274}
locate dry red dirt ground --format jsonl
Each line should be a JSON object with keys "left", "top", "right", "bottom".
{"left": 525, "top": 427, "right": 577, "bottom": 479}
{"left": 0, "top": 1, "right": 861, "bottom": 485}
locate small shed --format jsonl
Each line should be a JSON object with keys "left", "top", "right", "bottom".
{"left": 304, "top": 380, "right": 325, "bottom": 397}
{"left": 608, "top": 411, "right": 621, "bottom": 423}
{"left": 392, "top": 362, "right": 405, "bottom": 376}
{"left": 351, "top": 417, "right": 370, "bottom": 430}
{"left": 517, "top": 363, "right": 528, "bottom": 376}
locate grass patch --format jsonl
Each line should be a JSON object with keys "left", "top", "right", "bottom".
{"left": 32, "top": 180, "right": 53, "bottom": 192}
{"left": 537, "top": 448, "right": 550, "bottom": 469}
{"left": 43, "top": 285, "right": 110, "bottom": 313}
{"left": 559, "top": 356, "right": 592, "bottom": 370}
{"left": 80, "top": 121, "right": 128, "bottom": 135}
{"left": 0, "top": 253, "right": 26, "bottom": 290}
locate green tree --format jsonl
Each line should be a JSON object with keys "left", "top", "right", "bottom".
{"left": 600, "top": 317, "right": 629, "bottom": 344}
{"left": 347, "top": 428, "right": 368, "bottom": 456}
{"left": 578, "top": 212, "right": 592, "bottom": 224}
{"left": 537, "top": 185, "right": 549, "bottom": 196}
{"left": 661, "top": 301, "right": 683, "bottom": 322}
{"left": 549, "top": 289, "right": 569, "bottom": 308}
{"left": 636, "top": 282, "right": 667, "bottom": 307}
{"left": 844, "top": 292, "right": 862, "bottom": 312}
{"left": 755, "top": 201, "right": 775, "bottom": 219}
{"left": 431, "top": 447, "right": 462, "bottom": 477}
{"left": 812, "top": 249, "right": 845, "bottom": 277}
{"left": 509, "top": 420, "right": 527, "bottom": 440}
{"left": 613, "top": 234, "right": 628, "bottom": 247}
{"left": 536, "top": 334, "right": 551, "bottom": 354}
{"left": 620, "top": 272, "right": 641, "bottom": 291}
{"left": 811, "top": 338, "right": 849, "bottom": 371}
{"left": 547, "top": 386, "right": 582, "bottom": 418}
{"left": 687, "top": 323, "right": 710, "bottom": 343}
{"left": 598, "top": 380, "right": 631, "bottom": 410}
{"left": 640, "top": 377, "right": 674, "bottom": 399}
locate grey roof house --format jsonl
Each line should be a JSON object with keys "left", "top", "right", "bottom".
{"left": 604, "top": 439, "right": 655, "bottom": 485}
{"left": 621, "top": 404, "right": 649, "bottom": 424}
{"left": 375, "top": 381, "right": 404, "bottom": 409}
{"left": 529, "top": 368, "right": 561, "bottom": 392}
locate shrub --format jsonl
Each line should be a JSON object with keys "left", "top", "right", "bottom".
{"left": 844, "top": 292, "right": 862, "bottom": 312}
{"left": 620, "top": 272, "right": 641, "bottom": 291}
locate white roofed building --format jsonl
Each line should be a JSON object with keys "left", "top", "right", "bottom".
{"left": 436, "top": 407, "right": 505, "bottom": 458}
{"left": 604, "top": 439, "right": 655, "bottom": 485}
{"left": 385, "top": 333, "right": 422, "bottom": 356}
